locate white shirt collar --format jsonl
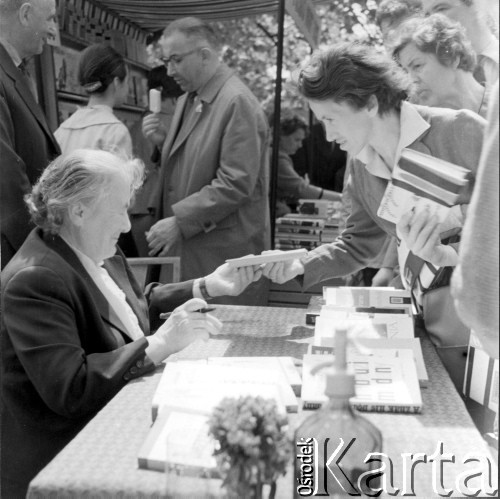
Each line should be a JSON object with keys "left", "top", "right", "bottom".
{"left": 356, "top": 101, "right": 430, "bottom": 179}
{"left": 479, "top": 36, "right": 500, "bottom": 65}
{"left": 59, "top": 235, "right": 144, "bottom": 341}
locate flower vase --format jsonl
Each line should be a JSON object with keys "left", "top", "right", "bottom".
{"left": 219, "top": 463, "right": 277, "bottom": 499}
{"left": 222, "top": 480, "right": 276, "bottom": 499}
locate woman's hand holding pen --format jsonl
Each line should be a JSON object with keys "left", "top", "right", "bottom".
{"left": 146, "top": 298, "right": 222, "bottom": 364}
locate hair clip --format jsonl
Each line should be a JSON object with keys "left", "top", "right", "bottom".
{"left": 83, "top": 81, "right": 103, "bottom": 92}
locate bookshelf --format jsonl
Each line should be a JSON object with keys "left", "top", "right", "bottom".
{"left": 49, "top": 0, "right": 151, "bottom": 127}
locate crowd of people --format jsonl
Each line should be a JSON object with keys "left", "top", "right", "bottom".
{"left": 0, "top": 0, "right": 498, "bottom": 496}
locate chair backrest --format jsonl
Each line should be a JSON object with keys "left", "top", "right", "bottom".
{"left": 127, "top": 257, "right": 181, "bottom": 287}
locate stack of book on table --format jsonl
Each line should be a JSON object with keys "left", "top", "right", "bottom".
{"left": 274, "top": 199, "right": 344, "bottom": 250}
{"left": 137, "top": 357, "right": 302, "bottom": 472}
{"left": 274, "top": 216, "right": 324, "bottom": 250}
{"left": 296, "top": 198, "right": 343, "bottom": 217}
{"left": 321, "top": 213, "right": 341, "bottom": 243}
{"left": 301, "top": 286, "right": 426, "bottom": 414}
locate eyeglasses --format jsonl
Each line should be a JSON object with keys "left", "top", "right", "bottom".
{"left": 161, "top": 48, "right": 201, "bottom": 67}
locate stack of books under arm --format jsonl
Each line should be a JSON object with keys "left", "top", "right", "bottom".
{"left": 274, "top": 199, "right": 343, "bottom": 250}
{"left": 301, "top": 286, "right": 426, "bottom": 414}
{"left": 377, "top": 148, "right": 471, "bottom": 224}
{"left": 137, "top": 357, "right": 302, "bottom": 473}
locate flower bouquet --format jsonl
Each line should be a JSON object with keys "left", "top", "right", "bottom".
{"left": 208, "top": 395, "right": 292, "bottom": 499}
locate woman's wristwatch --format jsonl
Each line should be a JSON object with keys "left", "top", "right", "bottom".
{"left": 194, "top": 277, "right": 212, "bottom": 300}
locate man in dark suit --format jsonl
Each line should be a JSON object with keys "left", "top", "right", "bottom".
{"left": 0, "top": 0, "right": 60, "bottom": 268}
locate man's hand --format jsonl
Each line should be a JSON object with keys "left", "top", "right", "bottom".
{"left": 146, "top": 298, "right": 222, "bottom": 363}
{"left": 205, "top": 262, "right": 262, "bottom": 297}
{"left": 146, "top": 216, "right": 181, "bottom": 257}
{"left": 260, "top": 250, "right": 305, "bottom": 284}
{"left": 142, "top": 113, "right": 167, "bottom": 148}
{"left": 397, "top": 207, "right": 458, "bottom": 267}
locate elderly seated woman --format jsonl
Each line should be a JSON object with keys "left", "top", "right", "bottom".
{"left": 261, "top": 42, "right": 486, "bottom": 390}
{"left": 0, "top": 149, "right": 260, "bottom": 498}
{"left": 392, "top": 14, "right": 489, "bottom": 118}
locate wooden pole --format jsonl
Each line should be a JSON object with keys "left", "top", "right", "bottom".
{"left": 269, "top": 0, "right": 286, "bottom": 248}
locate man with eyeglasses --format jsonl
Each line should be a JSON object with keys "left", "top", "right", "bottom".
{"left": 142, "top": 17, "right": 270, "bottom": 305}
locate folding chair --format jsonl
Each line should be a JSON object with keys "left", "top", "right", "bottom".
{"left": 127, "top": 257, "right": 181, "bottom": 287}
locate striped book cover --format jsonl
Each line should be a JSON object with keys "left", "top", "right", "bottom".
{"left": 377, "top": 148, "right": 470, "bottom": 224}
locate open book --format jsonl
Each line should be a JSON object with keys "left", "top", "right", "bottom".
{"left": 377, "top": 148, "right": 470, "bottom": 224}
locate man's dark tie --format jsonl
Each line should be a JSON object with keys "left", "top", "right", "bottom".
{"left": 182, "top": 92, "right": 197, "bottom": 121}
{"left": 18, "top": 60, "right": 38, "bottom": 100}
{"left": 175, "top": 92, "right": 197, "bottom": 137}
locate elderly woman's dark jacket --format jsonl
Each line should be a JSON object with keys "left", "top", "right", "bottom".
{"left": 0, "top": 228, "right": 193, "bottom": 498}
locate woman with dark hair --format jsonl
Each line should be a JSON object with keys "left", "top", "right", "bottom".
{"left": 271, "top": 110, "right": 341, "bottom": 216}
{"left": 262, "top": 42, "right": 486, "bottom": 388}
{"left": 55, "top": 43, "right": 132, "bottom": 155}
{"left": 393, "top": 14, "right": 489, "bottom": 117}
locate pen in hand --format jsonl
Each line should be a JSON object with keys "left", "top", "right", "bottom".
{"left": 160, "top": 307, "right": 216, "bottom": 320}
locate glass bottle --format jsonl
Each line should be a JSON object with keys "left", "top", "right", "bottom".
{"left": 294, "top": 329, "right": 383, "bottom": 498}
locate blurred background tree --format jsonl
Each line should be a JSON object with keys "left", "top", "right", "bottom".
{"left": 147, "top": 0, "right": 382, "bottom": 112}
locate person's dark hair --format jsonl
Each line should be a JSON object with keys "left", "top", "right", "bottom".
{"left": 78, "top": 43, "right": 127, "bottom": 95}
{"left": 147, "top": 65, "right": 183, "bottom": 99}
{"left": 268, "top": 109, "right": 308, "bottom": 136}
{"left": 375, "top": 0, "right": 422, "bottom": 30}
{"left": 297, "top": 42, "right": 410, "bottom": 115}
{"left": 392, "top": 14, "right": 476, "bottom": 72}
{"left": 162, "top": 16, "right": 221, "bottom": 51}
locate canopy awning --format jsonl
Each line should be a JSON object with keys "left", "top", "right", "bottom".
{"left": 94, "top": 0, "right": 328, "bottom": 32}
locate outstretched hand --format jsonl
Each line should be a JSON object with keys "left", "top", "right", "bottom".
{"left": 260, "top": 250, "right": 306, "bottom": 284}
{"left": 205, "top": 262, "right": 262, "bottom": 297}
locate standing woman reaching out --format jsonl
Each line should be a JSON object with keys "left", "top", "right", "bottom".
{"left": 262, "top": 42, "right": 486, "bottom": 388}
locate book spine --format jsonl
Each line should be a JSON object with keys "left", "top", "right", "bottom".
{"left": 352, "top": 402, "right": 422, "bottom": 414}
{"left": 302, "top": 401, "right": 323, "bottom": 410}
{"left": 303, "top": 400, "right": 421, "bottom": 413}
